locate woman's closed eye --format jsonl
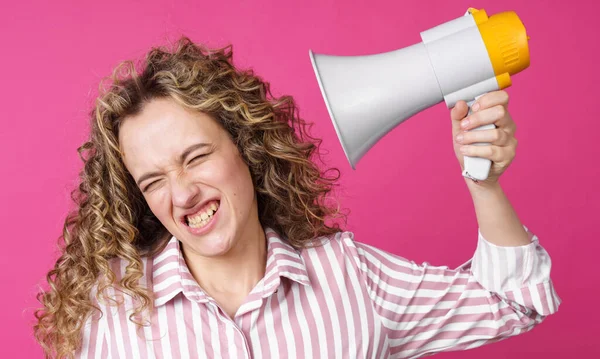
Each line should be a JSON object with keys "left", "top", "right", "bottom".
{"left": 188, "top": 153, "right": 208, "bottom": 165}
{"left": 142, "top": 154, "right": 210, "bottom": 192}
{"left": 143, "top": 180, "right": 161, "bottom": 192}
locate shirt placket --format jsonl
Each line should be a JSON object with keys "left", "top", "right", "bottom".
{"left": 207, "top": 299, "right": 252, "bottom": 359}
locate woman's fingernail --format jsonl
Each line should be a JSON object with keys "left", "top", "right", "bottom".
{"left": 461, "top": 119, "right": 470, "bottom": 128}
{"left": 460, "top": 146, "right": 468, "bottom": 154}
{"left": 472, "top": 102, "right": 480, "bottom": 111}
{"left": 456, "top": 134, "right": 463, "bottom": 143}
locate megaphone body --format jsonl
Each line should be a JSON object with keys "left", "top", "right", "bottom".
{"left": 310, "top": 8, "right": 530, "bottom": 181}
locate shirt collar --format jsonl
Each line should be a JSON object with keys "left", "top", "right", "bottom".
{"left": 151, "top": 226, "right": 310, "bottom": 307}
{"left": 260, "top": 227, "right": 311, "bottom": 297}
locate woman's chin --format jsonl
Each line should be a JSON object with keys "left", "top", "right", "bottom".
{"left": 186, "top": 234, "right": 233, "bottom": 258}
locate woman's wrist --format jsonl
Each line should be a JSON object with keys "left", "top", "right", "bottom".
{"left": 464, "top": 177, "right": 502, "bottom": 199}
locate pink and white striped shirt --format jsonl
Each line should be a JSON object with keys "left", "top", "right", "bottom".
{"left": 77, "top": 226, "right": 560, "bottom": 358}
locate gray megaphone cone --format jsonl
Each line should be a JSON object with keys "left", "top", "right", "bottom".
{"left": 309, "top": 46, "right": 443, "bottom": 169}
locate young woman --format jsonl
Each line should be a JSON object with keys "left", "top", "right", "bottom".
{"left": 34, "top": 36, "right": 560, "bottom": 358}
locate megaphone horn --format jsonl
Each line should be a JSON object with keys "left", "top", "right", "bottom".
{"left": 310, "top": 8, "right": 530, "bottom": 181}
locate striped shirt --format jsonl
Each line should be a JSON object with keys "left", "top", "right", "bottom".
{"left": 77, "top": 226, "right": 560, "bottom": 358}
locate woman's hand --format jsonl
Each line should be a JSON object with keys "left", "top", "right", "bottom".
{"left": 450, "top": 90, "right": 518, "bottom": 188}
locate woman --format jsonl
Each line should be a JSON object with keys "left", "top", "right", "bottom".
{"left": 34, "top": 36, "right": 560, "bottom": 358}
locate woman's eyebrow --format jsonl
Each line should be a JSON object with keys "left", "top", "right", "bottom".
{"left": 135, "top": 142, "right": 211, "bottom": 186}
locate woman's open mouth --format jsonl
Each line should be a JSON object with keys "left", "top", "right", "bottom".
{"left": 183, "top": 200, "right": 220, "bottom": 234}
{"left": 186, "top": 200, "right": 219, "bottom": 227}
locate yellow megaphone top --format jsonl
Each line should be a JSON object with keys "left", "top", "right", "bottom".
{"left": 468, "top": 8, "right": 530, "bottom": 89}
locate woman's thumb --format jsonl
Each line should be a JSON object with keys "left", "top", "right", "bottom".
{"left": 451, "top": 101, "right": 469, "bottom": 122}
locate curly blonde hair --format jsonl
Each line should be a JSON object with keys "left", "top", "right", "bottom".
{"left": 34, "top": 35, "right": 348, "bottom": 358}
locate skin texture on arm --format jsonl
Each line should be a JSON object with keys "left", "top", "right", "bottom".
{"left": 450, "top": 91, "right": 530, "bottom": 247}
{"left": 466, "top": 180, "right": 530, "bottom": 247}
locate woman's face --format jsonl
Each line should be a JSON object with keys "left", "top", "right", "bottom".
{"left": 119, "top": 97, "right": 258, "bottom": 258}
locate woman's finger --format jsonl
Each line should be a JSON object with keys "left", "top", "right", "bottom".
{"left": 460, "top": 104, "right": 515, "bottom": 134}
{"left": 456, "top": 128, "right": 513, "bottom": 146}
{"left": 459, "top": 142, "right": 516, "bottom": 164}
{"left": 475, "top": 90, "right": 509, "bottom": 110}
{"left": 451, "top": 101, "right": 469, "bottom": 122}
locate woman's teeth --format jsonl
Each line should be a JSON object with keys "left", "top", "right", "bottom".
{"left": 187, "top": 201, "right": 219, "bottom": 228}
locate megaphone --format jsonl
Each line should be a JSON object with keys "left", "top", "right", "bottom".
{"left": 310, "top": 8, "right": 530, "bottom": 181}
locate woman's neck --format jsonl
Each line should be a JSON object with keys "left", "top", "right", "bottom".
{"left": 182, "top": 222, "right": 267, "bottom": 304}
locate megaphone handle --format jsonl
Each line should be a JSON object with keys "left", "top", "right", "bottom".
{"left": 462, "top": 96, "right": 495, "bottom": 182}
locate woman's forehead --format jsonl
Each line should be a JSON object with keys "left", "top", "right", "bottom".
{"left": 121, "top": 100, "right": 219, "bottom": 147}
{"left": 119, "top": 99, "right": 221, "bottom": 166}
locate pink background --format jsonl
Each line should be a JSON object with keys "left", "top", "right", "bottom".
{"left": 1, "top": 0, "right": 598, "bottom": 357}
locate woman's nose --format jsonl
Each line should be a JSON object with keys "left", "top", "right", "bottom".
{"left": 170, "top": 176, "right": 200, "bottom": 208}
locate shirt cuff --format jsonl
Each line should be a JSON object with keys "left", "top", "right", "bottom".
{"left": 469, "top": 225, "right": 561, "bottom": 316}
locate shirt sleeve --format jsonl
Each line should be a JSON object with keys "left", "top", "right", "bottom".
{"left": 345, "top": 225, "right": 561, "bottom": 359}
